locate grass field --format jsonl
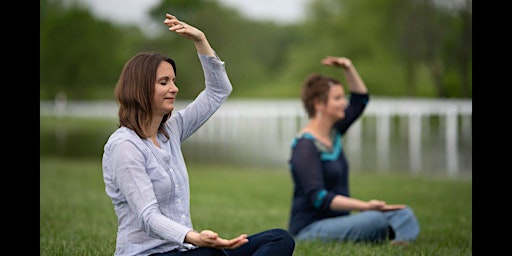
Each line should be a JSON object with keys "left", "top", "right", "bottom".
{"left": 40, "top": 157, "right": 472, "bottom": 255}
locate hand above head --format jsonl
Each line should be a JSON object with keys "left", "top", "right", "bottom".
{"left": 164, "top": 14, "right": 206, "bottom": 42}
{"left": 163, "top": 13, "right": 214, "bottom": 56}
{"left": 321, "top": 56, "right": 353, "bottom": 70}
{"left": 185, "top": 230, "right": 249, "bottom": 249}
{"left": 321, "top": 55, "right": 367, "bottom": 93}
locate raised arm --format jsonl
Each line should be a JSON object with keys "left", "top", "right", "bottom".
{"left": 321, "top": 56, "right": 368, "bottom": 94}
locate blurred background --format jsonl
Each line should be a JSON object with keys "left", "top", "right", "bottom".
{"left": 40, "top": 0, "right": 472, "bottom": 178}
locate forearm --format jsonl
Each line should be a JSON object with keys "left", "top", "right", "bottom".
{"left": 321, "top": 56, "right": 368, "bottom": 94}
{"left": 193, "top": 36, "right": 215, "bottom": 57}
{"left": 342, "top": 64, "right": 368, "bottom": 94}
{"left": 329, "top": 194, "right": 370, "bottom": 211}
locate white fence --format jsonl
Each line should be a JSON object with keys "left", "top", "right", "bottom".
{"left": 40, "top": 98, "right": 472, "bottom": 178}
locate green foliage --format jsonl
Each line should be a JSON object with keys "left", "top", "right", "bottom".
{"left": 40, "top": 0, "right": 472, "bottom": 100}
{"left": 40, "top": 1, "right": 144, "bottom": 100}
{"left": 40, "top": 157, "right": 472, "bottom": 255}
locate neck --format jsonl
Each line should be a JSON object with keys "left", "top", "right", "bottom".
{"left": 144, "top": 115, "right": 163, "bottom": 139}
{"left": 304, "top": 116, "right": 334, "bottom": 136}
{"left": 144, "top": 118, "right": 162, "bottom": 148}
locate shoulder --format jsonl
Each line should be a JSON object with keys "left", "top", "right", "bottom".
{"left": 349, "top": 92, "right": 370, "bottom": 105}
{"left": 104, "top": 127, "right": 146, "bottom": 153}
{"left": 291, "top": 132, "right": 316, "bottom": 148}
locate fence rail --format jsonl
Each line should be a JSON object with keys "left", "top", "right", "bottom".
{"left": 41, "top": 98, "right": 472, "bottom": 178}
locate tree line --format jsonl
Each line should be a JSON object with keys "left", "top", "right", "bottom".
{"left": 40, "top": 0, "right": 471, "bottom": 100}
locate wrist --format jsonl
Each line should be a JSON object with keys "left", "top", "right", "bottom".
{"left": 185, "top": 230, "right": 200, "bottom": 245}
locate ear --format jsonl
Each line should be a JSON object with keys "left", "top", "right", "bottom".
{"left": 314, "top": 98, "right": 326, "bottom": 112}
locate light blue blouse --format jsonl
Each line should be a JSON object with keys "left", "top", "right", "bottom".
{"left": 102, "top": 53, "right": 232, "bottom": 256}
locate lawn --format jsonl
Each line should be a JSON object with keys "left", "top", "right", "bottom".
{"left": 40, "top": 157, "right": 472, "bottom": 255}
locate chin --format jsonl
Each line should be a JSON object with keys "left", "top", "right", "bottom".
{"left": 162, "top": 108, "right": 173, "bottom": 116}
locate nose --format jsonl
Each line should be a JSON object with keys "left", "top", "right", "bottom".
{"left": 169, "top": 82, "right": 179, "bottom": 93}
{"left": 341, "top": 97, "right": 348, "bottom": 107}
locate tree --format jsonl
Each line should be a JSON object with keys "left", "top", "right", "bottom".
{"left": 40, "top": 0, "right": 144, "bottom": 100}
{"left": 393, "top": 0, "right": 472, "bottom": 98}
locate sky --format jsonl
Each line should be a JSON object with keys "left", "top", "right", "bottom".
{"left": 79, "top": 0, "right": 309, "bottom": 36}
{"left": 75, "top": 0, "right": 468, "bottom": 33}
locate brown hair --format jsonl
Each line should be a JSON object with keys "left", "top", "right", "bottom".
{"left": 114, "top": 52, "right": 177, "bottom": 139}
{"left": 301, "top": 74, "right": 341, "bottom": 118}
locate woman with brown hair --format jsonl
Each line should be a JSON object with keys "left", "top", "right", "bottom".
{"left": 287, "top": 56, "right": 420, "bottom": 245}
{"left": 101, "top": 13, "right": 294, "bottom": 256}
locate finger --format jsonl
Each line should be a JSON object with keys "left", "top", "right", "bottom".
{"left": 168, "top": 22, "right": 186, "bottom": 31}
{"left": 163, "top": 14, "right": 186, "bottom": 29}
{"left": 384, "top": 204, "right": 405, "bottom": 211}
{"left": 218, "top": 237, "right": 248, "bottom": 249}
{"left": 209, "top": 238, "right": 232, "bottom": 248}
{"left": 227, "top": 238, "right": 249, "bottom": 249}
{"left": 164, "top": 14, "right": 178, "bottom": 22}
{"left": 206, "top": 231, "right": 219, "bottom": 239}
{"left": 220, "top": 235, "right": 246, "bottom": 246}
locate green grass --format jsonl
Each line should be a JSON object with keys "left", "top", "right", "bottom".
{"left": 40, "top": 157, "right": 472, "bottom": 255}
